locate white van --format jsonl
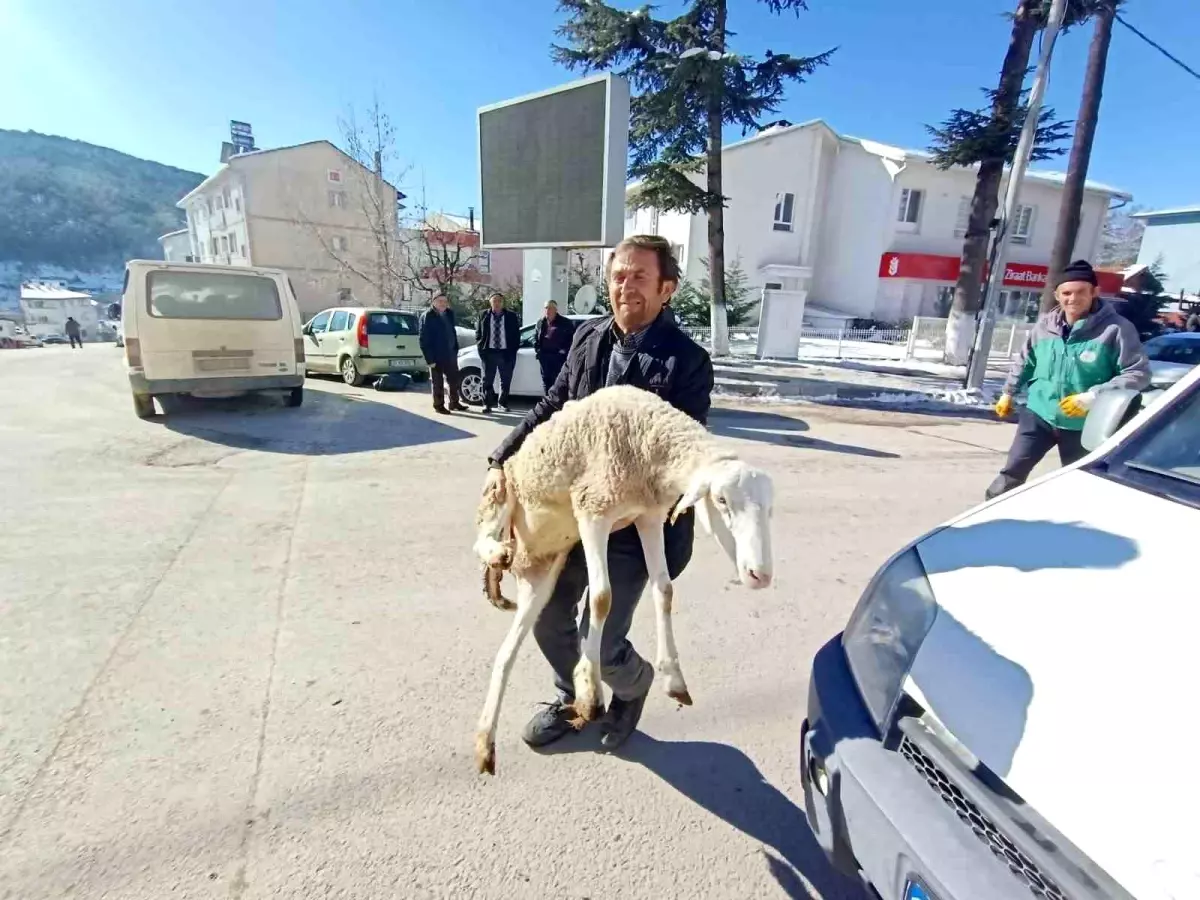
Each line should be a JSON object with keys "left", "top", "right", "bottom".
{"left": 801, "top": 368, "right": 1199, "bottom": 900}
{"left": 121, "top": 261, "right": 305, "bottom": 418}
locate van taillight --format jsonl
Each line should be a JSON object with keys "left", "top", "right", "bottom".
{"left": 294, "top": 337, "right": 306, "bottom": 363}
{"left": 356, "top": 314, "right": 369, "bottom": 349}
{"left": 125, "top": 338, "right": 142, "bottom": 368}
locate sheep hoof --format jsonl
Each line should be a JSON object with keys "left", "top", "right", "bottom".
{"left": 475, "top": 733, "right": 496, "bottom": 775}
{"left": 567, "top": 699, "right": 603, "bottom": 729}
{"left": 668, "top": 689, "right": 694, "bottom": 707}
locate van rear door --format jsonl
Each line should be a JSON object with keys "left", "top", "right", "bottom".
{"left": 133, "top": 266, "right": 297, "bottom": 383}
{"left": 363, "top": 310, "right": 422, "bottom": 363}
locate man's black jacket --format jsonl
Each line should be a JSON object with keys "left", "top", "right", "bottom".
{"left": 418, "top": 307, "right": 458, "bottom": 364}
{"left": 475, "top": 309, "right": 521, "bottom": 356}
{"left": 489, "top": 312, "right": 714, "bottom": 467}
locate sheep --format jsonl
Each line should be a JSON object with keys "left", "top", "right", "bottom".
{"left": 473, "top": 384, "right": 775, "bottom": 775}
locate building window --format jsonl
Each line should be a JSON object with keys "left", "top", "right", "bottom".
{"left": 477, "top": 250, "right": 492, "bottom": 274}
{"left": 1010, "top": 204, "right": 1036, "bottom": 245}
{"left": 211, "top": 237, "right": 219, "bottom": 255}
{"left": 220, "top": 236, "right": 229, "bottom": 254}
{"left": 897, "top": 188, "right": 923, "bottom": 225}
{"left": 954, "top": 196, "right": 970, "bottom": 238}
{"left": 327, "top": 169, "right": 343, "bottom": 184}
{"left": 765, "top": 281, "right": 783, "bottom": 290}
{"left": 329, "top": 190, "right": 346, "bottom": 209}
{"left": 332, "top": 235, "right": 349, "bottom": 252}
{"left": 234, "top": 192, "right": 242, "bottom": 213}
{"left": 241, "top": 244, "right": 247, "bottom": 258}
{"left": 773, "top": 192, "right": 795, "bottom": 232}
{"left": 206, "top": 198, "right": 214, "bottom": 216}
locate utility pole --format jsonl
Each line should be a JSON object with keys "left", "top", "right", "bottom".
{"left": 966, "top": 0, "right": 1069, "bottom": 391}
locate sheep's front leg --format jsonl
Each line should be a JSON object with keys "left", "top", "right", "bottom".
{"left": 475, "top": 553, "right": 568, "bottom": 775}
{"left": 635, "top": 515, "right": 692, "bottom": 706}
{"left": 571, "top": 514, "right": 615, "bottom": 726}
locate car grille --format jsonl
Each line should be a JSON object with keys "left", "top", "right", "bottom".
{"left": 898, "top": 735, "right": 1068, "bottom": 900}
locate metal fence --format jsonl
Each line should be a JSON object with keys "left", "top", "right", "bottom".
{"left": 683, "top": 316, "right": 1033, "bottom": 364}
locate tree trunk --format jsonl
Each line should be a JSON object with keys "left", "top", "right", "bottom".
{"left": 706, "top": 0, "right": 730, "bottom": 357}
{"left": 944, "top": 0, "right": 1040, "bottom": 364}
{"left": 1040, "top": 0, "right": 1116, "bottom": 312}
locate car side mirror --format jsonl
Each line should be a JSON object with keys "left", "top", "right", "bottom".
{"left": 1081, "top": 389, "right": 1142, "bottom": 452}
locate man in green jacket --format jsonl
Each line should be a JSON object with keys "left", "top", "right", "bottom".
{"left": 986, "top": 259, "right": 1150, "bottom": 500}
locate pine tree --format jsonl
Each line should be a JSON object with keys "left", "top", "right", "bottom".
{"left": 928, "top": 0, "right": 1105, "bottom": 365}
{"left": 670, "top": 257, "right": 757, "bottom": 327}
{"left": 1040, "top": 0, "right": 1121, "bottom": 312}
{"left": 552, "top": 0, "right": 833, "bottom": 355}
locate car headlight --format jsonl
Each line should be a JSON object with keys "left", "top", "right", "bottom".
{"left": 842, "top": 548, "right": 937, "bottom": 732}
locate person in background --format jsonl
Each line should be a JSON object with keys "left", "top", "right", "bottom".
{"left": 482, "top": 234, "right": 713, "bottom": 754}
{"left": 987, "top": 259, "right": 1150, "bottom": 500}
{"left": 1186, "top": 311, "right": 1200, "bottom": 333}
{"left": 532, "top": 300, "right": 575, "bottom": 392}
{"left": 65, "top": 317, "right": 82, "bottom": 349}
{"left": 419, "top": 294, "right": 465, "bottom": 415}
{"left": 475, "top": 292, "right": 520, "bottom": 413}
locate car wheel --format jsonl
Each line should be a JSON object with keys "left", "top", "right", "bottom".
{"left": 341, "top": 357, "right": 364, "bottom": 386}
{"left": 132, "top": 392, "right": 155, "bottom": 419}
{"left": 286, "top": 386, "right": 304, "bottom": 408}
{"left": 458, "top": 367, "right": 485, "bottom": 406}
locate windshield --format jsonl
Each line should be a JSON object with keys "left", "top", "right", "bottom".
{"left": 1099, "top": 379, "right": 1200, "bottom": 509}
{"left": 365, "top": 311, "right": 418, "bottom": 336}
{"left": 1144, "top": 336, "right": 1200, "bottom": 366}
{"left": 146, "top": 270, "right": 281, "bottom": 320}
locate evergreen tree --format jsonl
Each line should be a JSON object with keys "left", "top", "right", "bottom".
{"left": 670, "top": 257, "right": 757, "bottom": 327}
{"left": 926, "top": 0, "right": 1107, "bottom": 364}
{"left": 553, "top": 0, "right": 833, "bottom": 355}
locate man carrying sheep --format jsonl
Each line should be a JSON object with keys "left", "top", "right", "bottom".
{"left": 483, "top": 234, "right": 714, "bottom": 753}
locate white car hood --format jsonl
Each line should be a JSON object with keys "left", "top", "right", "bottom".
{"left": 908, "top": 469, "right": 1200, "bottom": 900}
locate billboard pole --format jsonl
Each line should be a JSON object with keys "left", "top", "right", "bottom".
{"left": 965, "top": 0, "right": 1068, "bottom": 392}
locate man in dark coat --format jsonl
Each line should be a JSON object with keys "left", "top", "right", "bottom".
{"left": 483, "top": 235, "right": 714, "bottom": 754}
{"left": 64, "top": 317, "right": 83, "bottom": 349}
{"left": 532, "top": 300, "right": 576, "bottom": 392}
{"left": 419, "top": 294, "right": 465, "bottom": 415}
{"left": 475, "top": 293, "right": 521, "bottom": 413}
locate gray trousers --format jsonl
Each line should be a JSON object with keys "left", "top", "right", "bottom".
{"left": 534, "top": 511, "right": 695, "bottom": 702}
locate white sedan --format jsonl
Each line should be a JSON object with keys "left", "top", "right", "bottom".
{"left": 455, "top": 315, "right": 600, "bottom": 406}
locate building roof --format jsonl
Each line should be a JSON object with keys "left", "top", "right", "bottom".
{"left": 627, "top": 118, "right": 1131, "bottom": 199}
{"left": 1130, "top": 205, "right": 1200, "bottom": 219}
{"left": 20, "top": 282, "right": 91, "bottom": 301}
{"left": 158, "top": 228, "right": 189, "bottom": 240}
{"left": 177, "top": 139, "right": 399, "bottom": 206}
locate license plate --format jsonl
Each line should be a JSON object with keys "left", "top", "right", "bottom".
{"left": 389, "top": 358, "right": 417, "bottom": 368}
{"left": 905, "top": 880, "right": 933, "bottom": 900}
{"left": 196, "top": 357, "right": 250, "bottom": 373}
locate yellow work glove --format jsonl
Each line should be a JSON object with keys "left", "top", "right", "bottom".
{"left": 1059, "top": 392, "right": 1095, "bottom": 418}
{"left": 995, "top": 394, "right": 1013, "bottom": 418}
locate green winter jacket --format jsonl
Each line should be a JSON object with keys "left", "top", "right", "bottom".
{"left": 1003, "top": 300, "right": 1150, "bottom": 431}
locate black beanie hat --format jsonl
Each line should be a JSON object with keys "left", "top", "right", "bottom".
{"left": 1055, "top": 259, "right": 1098, "bottom": 288}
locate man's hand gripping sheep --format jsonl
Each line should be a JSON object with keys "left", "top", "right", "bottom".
{"left": 472, "top": 386, "right": 775, "bottom": 775}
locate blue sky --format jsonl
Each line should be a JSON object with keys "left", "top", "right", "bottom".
{"left": 2, "top": 0, "right": 1196, "bottom": 215}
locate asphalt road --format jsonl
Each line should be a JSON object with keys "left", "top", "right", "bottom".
{"left": 0, "top": 345, "right": 1018, "bottom": 900}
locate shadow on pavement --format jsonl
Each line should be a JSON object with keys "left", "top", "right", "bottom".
{"left": 157, "top": 387, "right": 473, "bottom": 455}
{"left": 710, "top": 408, "right": 900, "bottom": 459}
{"left": 539, "top": 731, "right": 863, "bottom": 899}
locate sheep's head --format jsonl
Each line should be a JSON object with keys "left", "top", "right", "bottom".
{"left": 674, "top": 459, "right": 774, "bottom": 589}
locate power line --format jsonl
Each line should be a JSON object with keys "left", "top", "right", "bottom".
{"left": 1115, "top": 13, "right": 1200, "bottom": 83}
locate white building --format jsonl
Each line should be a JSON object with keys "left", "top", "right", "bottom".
{"left": 20, "top": 282, "right": 99, "bottom": 339}
{"left": 1131, "top": 206, "right": 1200, "bottom": 297}
{"left": 626, "top": 119, "right": 1128, "bottom": 325}
{"left": 176, "top": 140, "right": 400, "bottom": 318}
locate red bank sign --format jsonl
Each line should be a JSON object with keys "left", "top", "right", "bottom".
{"left": 878, "top": 253, "right": 1123, "bottom": 293}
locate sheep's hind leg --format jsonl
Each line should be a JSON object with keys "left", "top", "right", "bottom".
{"left": 475, "top": 553, "right": 568, "bottom": 775}
{"left": 570, "top": 514, "right": 615, "bottom": 727}
{"left": 635, "top": 515, "right": 692, "bottom": 706}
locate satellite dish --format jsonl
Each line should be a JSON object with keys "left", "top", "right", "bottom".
{"left": 574, "top": 284, "right": 598, "bottom": 314}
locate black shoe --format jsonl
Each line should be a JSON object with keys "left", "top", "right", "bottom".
{"left": 433, "top": 406, "right": 450, "bottom": 415}
{"left": 599, "top": 689, "right": 649, "bottom": 751}
{"left": 521, "top": 700, "right": 576, "bottom": 748}
{"left": 449, "top": 403, "right": 467, "bottom": 412}
{"left": 499, "top": 404, "right": 512, "bottom": 413}
{"left": 483, "top": 406, "right": 494, "bottom": 414}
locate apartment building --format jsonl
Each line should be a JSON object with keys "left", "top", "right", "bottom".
{"left": 176, "top": 140, "right": 399, "bottom": 317}
{"left": 1132, "top": 206, "right": 1200, "bottom": 296}
{"left": 626, "top": 120, "right": 1129, "bottom": 324}
{"left": 20, "top": 282, "right": 98, "bottom": 339}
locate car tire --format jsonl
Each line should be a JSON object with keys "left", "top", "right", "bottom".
{"left": 286, "top": 386, "right": 304, "bottom": 408}
{"left": 340, "top": 357, "right": 364, "bottom": 386}
{"left": 458, "top": 367, "right": 485, "bottom": 406}
{"left": 132, "top": 392, "right": 155, "bottom": 419}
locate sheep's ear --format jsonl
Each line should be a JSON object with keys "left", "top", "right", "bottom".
{"left": 671, "top": 469, "right": 710, "bottom": 525}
